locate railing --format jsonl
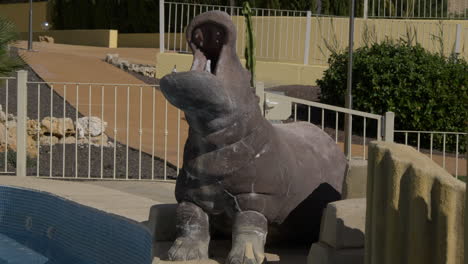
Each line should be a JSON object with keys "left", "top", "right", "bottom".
{"left": 262, "top": 90, "right": 384, "bottom": 160}
{"left": 160, "top": 1, "right": 468, "bottom": 67}
{"left": 162, "top": 1, "right": 310, "bottom": 64}
{"left": 366, "top": 0, "right": 467, "bottom": 19}
{"left": 394, "top": 130, "right": 467, "bottom": 177}
{"left": 3, "top": 71, "right": 465, "bottom": 179}
{"left": 3, "top": 70, "right": 185, "bottom": 180}
{"left": 0, "top": 76, "right": 17, "bottom": 175}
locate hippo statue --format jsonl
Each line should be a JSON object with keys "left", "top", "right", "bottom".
{"left": 159, "top": 11, "right": 348, "bottom": 264}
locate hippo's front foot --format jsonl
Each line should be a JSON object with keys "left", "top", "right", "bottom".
{"left": 168, "top": 202, "right": 210, "bottom": 261}
{"left": 226, "top": 211, "right": 268, "bottom": 264}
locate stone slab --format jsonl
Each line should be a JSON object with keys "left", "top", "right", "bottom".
{"left": 342, "top": 159, "right": 367, "bottom": 199}
{"left": 319, "top": 198, "right": 366, "bottom": 249}
{"left": 307, "top": 242, "right": 364, "bottom": 264}
{"left": 148, "top": 203, "right": 178, "bottom": 242}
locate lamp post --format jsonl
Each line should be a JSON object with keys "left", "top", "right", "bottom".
{"left": 344, "top": 0, "right": 355, "bottom": 159}
{"left": 28, "top": 0, "right": 33, "bottom": 51}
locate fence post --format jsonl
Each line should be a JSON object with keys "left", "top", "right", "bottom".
{"left": 303, "top": 11, "right": 312, "bottom": 65}
{"left": 363, "top": 0, "right": 369, "bottom": 19}
{"left": 454, "top": 24, "right": 461, "bottom": 56}
{"left": 16, "top": 70, "right": 28, "bottom": 177}
{"left": 159, "top": 0, "right": 165, "bottom": 53}
{"left": 255, "top": 81, "right": 265, "bottom": 115}
{"left": 383, "top": 111, "right": 395, "bottom": 143}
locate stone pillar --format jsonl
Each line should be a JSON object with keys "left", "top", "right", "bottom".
{"left": 365, "top": 141, "right": 465, "bottom": 264}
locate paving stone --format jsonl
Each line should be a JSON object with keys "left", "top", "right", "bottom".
{"left": 320, "top": 198, "right": 366, "bottom": 249}
{"left": 307, "top": 242, "right": 364, "bottom": 264}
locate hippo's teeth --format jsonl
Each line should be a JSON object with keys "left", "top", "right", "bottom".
{"left": 205, "top": 59, "right": 212, "bottom": 73}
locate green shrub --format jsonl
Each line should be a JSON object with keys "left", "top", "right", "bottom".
{"left": 318, "top": 41, "right": 468, "bottom": 152}
{"left": 0, "top": 16, "right": 23, "bottom": 76}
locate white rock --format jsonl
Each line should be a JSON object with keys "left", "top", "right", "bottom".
{"left": 75, "top": 117, "right": 107, "bottom": 138}
{"left": 0, "top": 105, "right": 5, "bottom": 122}
{"left": 105, "top": 53, "right": 120, "bottom": 64}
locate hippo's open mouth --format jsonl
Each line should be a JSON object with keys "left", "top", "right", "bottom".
{"left": 190, "top": 22, "right": 227, "bottom": 75}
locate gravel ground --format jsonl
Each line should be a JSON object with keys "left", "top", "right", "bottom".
{"left": 0, "top": 48, "right": 177, "bottom": 178}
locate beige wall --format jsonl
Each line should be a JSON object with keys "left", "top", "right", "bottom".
{"left": 156, "top": 52, "right": 327, "bottom": 86}
{"left": 223, "top": 16, "right": 468, "bottom": 65}
{"left": 18, "top": 30, "right": 118, "bottom": 48}
{"left": 118, "top": 33, "right": 186, "bottom": 49}
{"left": 0, "top": 2, "right": 48, "bottom": 32}
{"left": 366, "top": 141, "right": 465, "bottom": 264}
{"left": 155, "top": 16, "right": 468, "bottom": 85}
{"left": 119, "top": 33, "right": 159, "bottom": 48}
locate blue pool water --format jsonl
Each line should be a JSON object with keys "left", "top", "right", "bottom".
{"left": 0, "top": 186, "right": 153, "bottom": 264}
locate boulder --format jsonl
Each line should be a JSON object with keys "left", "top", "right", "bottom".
{"left": 59, "top": 136, "right": 76, "bottom": 144}
{"left": 105, "top": 53, "right": 120, "bottom": 64}
{"left": 27, "top": 119, "right": 39, "bottom": 136}
{"left": 39, "top": 135, "right": 59, "bottom": 146}
{"left": 41, "top": 117, "right": 75, "bottom": 138}
{"left": 27, "top": 135, "right": 38, "bottom": 157}
{"left": 38, "top": 35, "right": 54, "bottom": 43}
{"left": 0, "top": 122, "right": 16, "bottom": 151}
{"left": 77, "top": 134, "right": 110, "bottom": 147}
{"left": 0, "top": 105, "right": 6, "bottom": 122}
{"left": 75, "top": 117, "right": 107, "bottom": 138}
{"left": 320, "top": 198, "right": 366, "bottom": 249}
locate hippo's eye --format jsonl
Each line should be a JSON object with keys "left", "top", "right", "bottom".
{"left": 191, "top": 22, "right": 227, "bottom": 75}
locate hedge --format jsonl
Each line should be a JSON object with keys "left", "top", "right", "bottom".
{"left": 317, "top": 41, "right": 467, "bottom": 152}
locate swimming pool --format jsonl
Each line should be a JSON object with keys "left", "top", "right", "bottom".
{"left": 0, "top": 186, "right": 153, "bottom": 264}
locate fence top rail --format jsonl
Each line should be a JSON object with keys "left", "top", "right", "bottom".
{"left": 367, "top": 15, "right": 467, "bottom": 20}
{"left": 265, "top": 92, "right": 382, "bottom": 120}
{"left": 0, "top": 77, "right": 16, "bottom": 80}
{"left": 27, "top": 81, "right": 160, "bottom": 87}
{"left": 395, "top": 130, "right": 468, "bottom": 135}
{"left": 165, "top": 1, "right": 309, "bottom": 15}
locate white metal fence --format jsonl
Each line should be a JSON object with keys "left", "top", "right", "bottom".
{"left": 1, "top": 71, "right": 466, "bottom": 179}
{"left": 1, "top": 71, "right": 185, "bottom": 180}
{"left": 366, "top": 0, "right": 468, "bottom": 19}
{"left": 262, "top": 90, "right": 383, "bottom": 160}
{"left": 161, "top": 1, "right": 310, "bottom": 63}
{"left": 160, "top": 1, "right": 468, "bottom": 67}
{"left": 394, "top": 130, "right": 467, "bottom": 177}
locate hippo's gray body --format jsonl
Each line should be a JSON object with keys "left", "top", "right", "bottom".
{"left": 160, "top": 11, "right": 348, "bottom": 264}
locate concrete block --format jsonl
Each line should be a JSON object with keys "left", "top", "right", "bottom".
{"left": 147, "top": 203, "right": 177, "bottom": 242}
{"left": 307, "top": 242, "right": 364, "bottom": 264}
{"left": 366, "top": 141, "right": 465, "bottom": 264}
{"left": 320, "top": 199, "right": 366, "bottom": 249}
{"left": 342, "top": 159, "right": 368, "bottom": 199}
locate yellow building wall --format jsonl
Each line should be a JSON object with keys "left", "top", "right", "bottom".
{"left": 156, "top": 52, "right": 327, "bottom": 86}
{"left": 118, "top": 33, "right": 185, "bottom": 49}
{"left": 0, "top": 2, "right": 48, "bottom": 32}
{"left": 156, "top": 16, "right": 468, "bottom": 85}
{"left": 18, "top": 30, "right": 118, "bottom": 48}
{"left": 231, "top": 16, "right": 468, "bottom": 65}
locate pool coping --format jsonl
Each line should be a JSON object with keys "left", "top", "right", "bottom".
{"left": 0, "top": 176, "right": 160, "bottom": 224}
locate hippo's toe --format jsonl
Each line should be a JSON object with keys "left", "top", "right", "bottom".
{"left": 226, "top": 241, "right": 266, "bottom": 264}
{"left": 167, "top": 237, "right": 209, "bottom": 261}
